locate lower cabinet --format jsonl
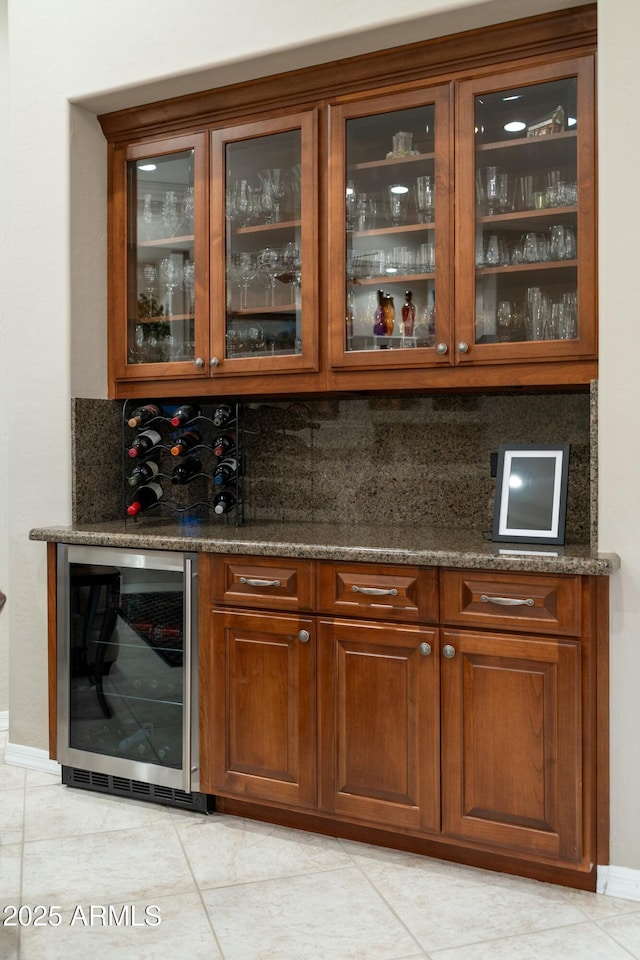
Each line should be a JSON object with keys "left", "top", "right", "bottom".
{"left": 199, "top": 608, "right": 317, "bottom": 808}
{"left": 440, "top": 629, "right": 582, "bottom": 862}
{"left": 198, "top": 554, "right": 607, "bottom": 888}
{"left": 318, "top": 618, "right": 440, "bottom": 833}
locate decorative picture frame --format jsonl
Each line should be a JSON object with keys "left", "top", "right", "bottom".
{"left": 492, "top": 443, "right": 570, "bottom": 545}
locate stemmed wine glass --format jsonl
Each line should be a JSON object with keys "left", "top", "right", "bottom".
{"left": 258, "top": 169, "right": 287, "bottom": 223}
{"left": 231, "top": 251, "right": 258, "bottom": 309}
{"left": 257, "top": 246, "right": 283, "bottom": 306}
{"left": 158, "top": 257, "right": 183, "bottom": 316}
{"left": 183, "top": 260, "right": 195, "bottom": 315}
{"left": 281, "top": 242, "right": 302, "bottom": 306}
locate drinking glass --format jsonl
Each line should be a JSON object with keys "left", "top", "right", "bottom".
{"left": 161, "top": 190, "right": 181, "bottom": 236}
{"left": 232, "top": 251, "right": 258, "bottom": 309}
{"left": 388, "top": 184, "right": 409, "bottom": 225}
{"left": 281, "top": 242, "right": 302, "bottom": 305}
{"left": 183, "top": 260, "right": 195, "bottom": 315}
{"left": 181, "top": 186, "right": 194, "bottom": 233}
{"left": 484, "top": 233, "right": 508, "bottom": 266}
{"left": 258, "top": 169, "right": 287, "bottom": 222}
{"left": 158, "top": 257, "right": 183, "bottom": 316}
{"left": 483, "top": 166, "right": 508, "bottom": 215}
{"left": 413, "top": 176, "right": 435, "bottom": 223}
{"left": 496, "top": 301, "right": 513, "bottom": 341}
{"left": 257, "top": 246, "right": 283, "bottom": 305}
{"left": 345, "top": 180, "right": 358, "bottom": 230}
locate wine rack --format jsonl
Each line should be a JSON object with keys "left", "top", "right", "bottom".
{"left": 122, "top": 398, "right": 244, "bottom": 525}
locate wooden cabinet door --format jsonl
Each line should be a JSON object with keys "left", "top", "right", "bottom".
{"left": 455, "top": 56, "right": 596, "bottom": 367}
{"left": 441, "top": 629, "right": 582, "bottom": 862}
{"left": 210, "top": 110, "right": 319, "bottom": 378}
{"left": 200, "top": 608, "right": 316, "bottom": 808}
{"left": 318, "top": 617, "right": 440, "bottom": 833}
{"left": 109, "top": 132, "right": 210, "bottom": 385}
{"left": 327, "top": 84, "right": 453, "bottom": 373}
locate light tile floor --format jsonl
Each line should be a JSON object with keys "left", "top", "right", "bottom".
{"left": 2, "top": 729, "right": 640, "bottom": 960}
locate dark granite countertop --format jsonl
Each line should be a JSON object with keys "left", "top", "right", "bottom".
{"left": 29, "top": 520, "right": 620, "bottom": 575}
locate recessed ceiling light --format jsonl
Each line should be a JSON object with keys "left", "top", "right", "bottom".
{"left": 138, "top": 163, "right": 157, "bottom": 172}
{"left": 390, "top": 184, "right": 409, "bottom": 194}
{"left": 567, "top": 116, "right": 577, "bottom": 127}
{"left": 504, "top": 121, "right": 526, "bottom": 133}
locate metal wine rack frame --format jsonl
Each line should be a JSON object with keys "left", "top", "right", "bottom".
{"left": 122, "top": 398, "right": 244, "bottom": 526}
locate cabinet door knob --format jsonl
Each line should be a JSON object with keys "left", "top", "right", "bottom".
{"left": 442, "top": 644, "right": 456, "bottom": 659}
{"left": 194, "top": 357, "right": 205, "bottom": 368}
{"left": 436, "top": 342, "right": 448, "bottom": 355}
{"left": 418, "top": 642, "right": 432, "bottom": 656}
{"left": 298, "top": 629, "right": 310, "bottom": 643}
{"left": 210, "top": 356, "right": 219, "bottom": 367}
{"left": 458, "top": 341, "right": 469, "bottom": 354}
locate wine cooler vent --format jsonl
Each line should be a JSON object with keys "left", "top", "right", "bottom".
{"left": 61, "top": 765, "right": 214, "bottom": 814}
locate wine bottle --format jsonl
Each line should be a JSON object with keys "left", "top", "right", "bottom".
{"left": 401, "top": 290, "right": 416, "bottom": 337}
{"left": 213, "top": 456, "right": 238, "bottom": 486}
{"left": 373, "top": 288, "right": 386, "bottom": 336}
{"left": 170, "top": 429, "right": 202, "bottom": 456}
{"left": 126, "top": 481, "right": 163, "bottom": 516}
{"left": 127, "top": 428, "right": 162, "bottom": 459}
{"left": 171, "top": 455, "right": 202, "bottom": 485}
{"left": 127, "top": 459, "right": 160, "bottom": 488}
{"left": 212, "top": 432, "right": 236, "bottom": 458}
{"left": 169, "top": 403, "right": 201, "bottom": 427}
{"left": 213, "top": 490, "right": 237, "bottom": 515}
{"left": 127, "top": 403, "right": 162, "bottom": 428}
{"left": 212, "top": 403, "right": 235, "bottom": 427}
{"left": 383, "top": 293, "right": 395, "bottom": 336}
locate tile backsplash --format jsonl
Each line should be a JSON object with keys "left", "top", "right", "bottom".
{"left": 72, "top": 388, "right": 593, "bottom": 544}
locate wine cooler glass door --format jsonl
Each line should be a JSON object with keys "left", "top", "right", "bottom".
{"left": 56, "top": 545, "right": 199, "bottom": 792}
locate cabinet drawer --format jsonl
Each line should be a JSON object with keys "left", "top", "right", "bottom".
{"left": 440, "top": 569, "right": 581, "bottom": 636}
{"left": 209, "top": 554, "right": 315, "bottom": 611}
{"left": 317, "top": 561, "right": 438, "bottom": 623}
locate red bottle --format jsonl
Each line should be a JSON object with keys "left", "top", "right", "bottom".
{"left": 401, "top": 290, "right": 416, "bottom": 337}
{"left": 127, "top": 428, "right": 162, "bottom": 459}
{"left": 127, "top": 482, "right": 163, "bottom": 517}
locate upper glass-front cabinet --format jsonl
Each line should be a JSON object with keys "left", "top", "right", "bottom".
{"left": 210, "top": 111, "right": 318, "bottom": 375}
{"left": 455, "top": 58, "right": 596, "bottom": 364}
{"left": 329, "top": 87, "right": 452, "bottom": 370}
{"left": 120, "top": 134, "right": 209, "bottom": 380}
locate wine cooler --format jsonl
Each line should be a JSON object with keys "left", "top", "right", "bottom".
{"left": 56, "top": 543, "right": 211, "bottom": 812}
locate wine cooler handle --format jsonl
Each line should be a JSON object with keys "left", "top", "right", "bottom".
{"left": 182, "top": 557, "right": 194, "bottom": 793}
{"left": 239, "top": 576, "right": 282, "bottom": 588}
{"left": 480, "top": 594, "right": 535, "bottom": 607}
{"left": 351, "top": 585, "right": 399, "bottom": 597}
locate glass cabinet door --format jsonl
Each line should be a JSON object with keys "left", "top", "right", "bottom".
{"left": 122, "top": 134, "right": 208, "bottom": 378}
{"left": 456, "top": 58, "right": 595, "bottom": 364}
{"left": 210, "top": 111, "right": 318, "bottom": 375}
{"left": 328, "top": 86, "right": 452, "bottom": 370}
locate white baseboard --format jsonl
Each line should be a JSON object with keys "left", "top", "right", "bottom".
{"left": 597, "top": 865, "right": 640, "bottom": 902}
{"left": 0, "top": 710, "right": 8, "bottom": 731}
{"left": 5, "top": 740, "right": 59, "bottom": 776}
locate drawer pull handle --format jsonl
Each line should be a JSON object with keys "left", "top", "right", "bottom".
{"left": 298, "top": 630, "right": 310, "bottom": 643}
{"left": 418, "top": 642, "right": 432, "bottom": 657}
{"left": 351, "top": 585, "right": 399, "bottom": 597}
{"left": 442, "top": 644, "right": 456, "bottom": 659}
{"left": 239, "top": 577, "right": 281, "bottom": 588}
{"left": 480, "top": 594, "right": 534, "bottom": 607}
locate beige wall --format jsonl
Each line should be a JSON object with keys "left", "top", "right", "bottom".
{"left": 7, "top": 0, "right": 639, "bottom": 872}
